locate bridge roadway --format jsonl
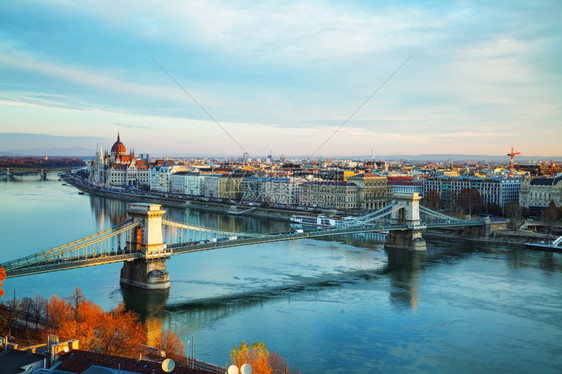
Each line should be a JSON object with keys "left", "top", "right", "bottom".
{"left": 4, "top": 220, "right": 483, "bottom": 278}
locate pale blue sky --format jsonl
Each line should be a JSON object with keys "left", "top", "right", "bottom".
{"left": 1, "top": 0, "right": 561, "bottom": 157}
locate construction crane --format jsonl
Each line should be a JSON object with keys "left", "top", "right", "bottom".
{"left": 507, "top": 147, "right": 520, "bottom": 178}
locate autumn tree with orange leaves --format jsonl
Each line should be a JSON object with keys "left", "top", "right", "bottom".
{"left": 230, "top": 341, "right": 300, "bottom": 374}
{"left": 0, "top": 267, "right": 5, "bottom": 298}
{"left": 156, "top": 329, "right": 186, "bottom": 362}
{"left": 45, "top": 287, "right": 146, "bottom": 358}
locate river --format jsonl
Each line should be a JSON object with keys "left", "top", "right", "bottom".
{"left": 1, "top": 174, "right": 561, "bottom": 373}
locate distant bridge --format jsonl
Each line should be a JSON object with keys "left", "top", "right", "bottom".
{"left": 1, "top": 193, "right": 489, "bottom": 289}
{"left": 0, "top": 166, "right": 83, "bottom": 180}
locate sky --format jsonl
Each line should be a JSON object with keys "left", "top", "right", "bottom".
{"left": 1, "top": 0, "right": 561, "bottom": 158}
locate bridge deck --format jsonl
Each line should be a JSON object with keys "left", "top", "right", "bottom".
{"left": 3, "top": 220, "right": 485, "bottom": 278}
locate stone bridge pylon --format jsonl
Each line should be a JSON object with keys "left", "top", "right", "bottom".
{"left": 384, "top": 193, "right": 427, "bottom": 251}
{"left": 120, "top": 203, "right": 172, "bottom": 289}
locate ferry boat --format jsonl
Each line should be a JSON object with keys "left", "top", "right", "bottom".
{"left": 525, "top": 235, "right": 562, "bottom": 253}
{"left": 290, "top": 214, "right": 353, "bottom": 227}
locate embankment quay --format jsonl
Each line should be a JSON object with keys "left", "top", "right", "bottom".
{"left": 61, "top": 173, "right": 332, "bottom": 219}
{"left": 60, "top": 173, "right": 556, "bottom": 245}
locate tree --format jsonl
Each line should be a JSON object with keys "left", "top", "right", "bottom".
{"left": 422, "top": 190, "right": 440, "bottom": 210}
{"left": 32, "top": 295, "right": 46, "bottom": 330}
{"left": 19, "top": 296, "right": 34, "bottom": 327}
{"left": 269, "top": 351, "right": 301, "bottom": 374}
{"left": 486, "top": 203, "right": 502, "bottom": 217}
{"left": 457, "top": 188, "right": 482, "bottom": 215}
{"left": 66, "top": 287, "right": 86, "bottom": 322}
{"left": 504, "top": 202, "right": 522, "bottom": 231}
{"left": 0, "top": 268, "right": 5, "bottom": 298}
{"left": 157, "top": 329, "right": 186, "bottom": 362}
{"left": 231, "top": 341, "right": 299, "bottom": 374}
{"left": 48, "top": 291, "right": 146, "bottom": 359}
{"left": 544, "top": 200, "right": 558, "bottom": 235}
{"left": 96, "top": 304, "right": 146, "bottom": 358}
{"left": 231, "top": 341, "right": 272, "bottom": 374}
{"left": 231, "top": 341, "right": 251, "bottom": 370}
{"left": 46, "top": 295, "right": 71, "bottom": 330}
{"left": 58, "top": 299, "right": 104, "bottom": 350}
{"left": 4, "top": 297, "right": 18, "bottom": 336}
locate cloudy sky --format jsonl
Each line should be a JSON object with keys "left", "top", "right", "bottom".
{"left": 1, "top": 0, "right": 560, "bottom": 158}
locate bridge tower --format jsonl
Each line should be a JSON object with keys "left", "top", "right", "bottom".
{"left": 385, "top": 193, "right": 427, "bottom": 251}
{"left": 120, "top": 203, "right": 171, "bottom": 289}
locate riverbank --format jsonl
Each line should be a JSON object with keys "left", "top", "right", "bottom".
{"left": 425, "top": 227, "right": 556, "bottom": 246}
{"left": 60, "top": 173, "right": 562, "bottom": 246}
{"left": 60, "top": 173, "right": 303, "bottom": 220}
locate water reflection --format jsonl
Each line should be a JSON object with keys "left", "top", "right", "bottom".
{"left": 385, "top": 249, "right": 426, "bottom": 313}
{"left": 121, "top": 285, "right": 170, "bottom": 346}
{"left": 89, "top": 195, "right": 129, "bottom": 230}
{"left": 88, "top": 194, "right": 290, "bottom": 235}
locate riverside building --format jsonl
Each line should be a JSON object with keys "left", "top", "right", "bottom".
{"left": 519, "top": 175, "right": 562, "bottom": 211}
{"left": 88, "top": 134, "right": 149, "bottom": 187}
{"left": 424, "top": 176, "right": 521, "bottom": 207}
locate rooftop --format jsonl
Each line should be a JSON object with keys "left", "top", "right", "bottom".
{"left": 530, "top": 176, "right": 562, "bottom": 186}
{"left": 55, "top": 350, "right": 215, "bottom": 374}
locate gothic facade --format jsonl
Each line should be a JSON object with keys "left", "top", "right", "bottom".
{"left": 88, "top": 134, "right": 150, "bottom": 187}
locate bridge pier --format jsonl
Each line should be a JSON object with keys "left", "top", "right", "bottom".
{"left": 385, "top": 230, "right": 426, "bottom": 251}
{"left": 120, "top": 203, "right": 171, "bottom": 290}
{"left": 120, "top": 259, "right": 170, "bottom": 290}
{"left": 385, "top": 193, "right": 427, "bottom": 251}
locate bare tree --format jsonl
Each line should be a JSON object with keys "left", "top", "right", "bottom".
{"left": 458, "top": 188, "right": 482, "bottom": 215}
{"left": 19, "top": 297, "right": 34, "bottom": 328}
{"left": 66, "top": 287, "right": 86, "bottom": 322}
{"left": 544, "top": 200, "right": 558, "bottom": 235}
{"left": 422, "top": 190, "right": 441, "bottom": 210}
{"left": 504, "top": 202, "right": 522, "bottom": 231}
{"left": 32, "top": 295, "right": 46, "bottom": 329}
{"left": 5, "top": 297, "right": 18, "bottom": 336}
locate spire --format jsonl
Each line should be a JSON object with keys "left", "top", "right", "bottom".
{"left": 117, "top": 131, "right": 121, "bottom": 142}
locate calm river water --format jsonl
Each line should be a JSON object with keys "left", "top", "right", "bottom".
{"left": 1, "top": 174, "right": 561, "bottom": 373}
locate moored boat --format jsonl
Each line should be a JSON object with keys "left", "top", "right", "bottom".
{"left": 524, "top": 235, "right": 562, "bottom": 253}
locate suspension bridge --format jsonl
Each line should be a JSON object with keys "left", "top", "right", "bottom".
{"left": 1, "top": 193, "right": 489, "bottom": 289}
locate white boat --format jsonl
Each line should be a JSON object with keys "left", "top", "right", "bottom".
{"left": 525, "top": 235, "right": 562, "bottom": 253}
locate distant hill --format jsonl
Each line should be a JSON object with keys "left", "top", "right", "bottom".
{"left": 377, "top": 154, "right": 561, "bottom": 163}
{"left": 0, "top": 133, "right": 104, "bottom": 157}
{"left": 0, "top": 147, "right": 94, "bottom": 157}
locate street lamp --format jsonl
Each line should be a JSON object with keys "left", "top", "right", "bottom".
{"left": 186, "top": 336, "right": 194, "bottom": 369}
{"left": 186, "top": 340, "right": 190, "bottom": 366}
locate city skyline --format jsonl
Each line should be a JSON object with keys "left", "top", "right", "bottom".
{"left": 1, "top": 1, "right": 561, "bottom": 157}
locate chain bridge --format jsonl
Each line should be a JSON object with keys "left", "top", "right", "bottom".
{"left": 1, "top": 193, "right": 488, "bottom": 289}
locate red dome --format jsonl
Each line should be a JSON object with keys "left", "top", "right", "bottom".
{"left": 111, "top": 134, "right": 127, "bottom": 155}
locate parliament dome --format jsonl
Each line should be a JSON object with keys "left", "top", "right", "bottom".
{"left": 111, "top": 134, "right": 127, "bottom": 155}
